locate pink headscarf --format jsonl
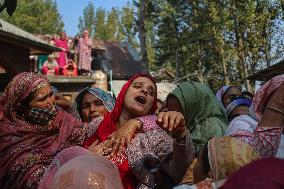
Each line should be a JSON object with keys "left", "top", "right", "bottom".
{"left": 50, "top": 155, "right": 123, "bottom": 189}
{"left": 0, "top": 72, "right": 85, "bottom": 188}
{"left": 251, "top": 74, "right": 284, "bottom": 121}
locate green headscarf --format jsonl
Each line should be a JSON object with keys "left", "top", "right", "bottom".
{"left": 169, "top": 81, "right": 228, "bottom": 155}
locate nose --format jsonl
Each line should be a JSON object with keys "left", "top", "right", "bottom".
{"left": 89, "top": 103, "right": 97, "bottom": 112}
{"left": 46, "top": 96, "right": 55, "bottom": 107}
{"left": 140, "top": 88, "right": 148, "bottom": 96}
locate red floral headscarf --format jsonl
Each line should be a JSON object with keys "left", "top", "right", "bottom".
{"left": 250, "top": 74, "right": 284, "bottom": 121}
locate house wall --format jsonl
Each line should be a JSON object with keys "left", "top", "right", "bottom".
{"left": 0, "top": 41, "right": 30, "bottom": 76}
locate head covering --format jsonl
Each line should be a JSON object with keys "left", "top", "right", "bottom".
{"left": 50, "top": 155, "right": 123, "bottom": 189}
{"left": 0, "top": 72, "right": 85, "bottom": 188}
{"left": 0, "top": 72, "right": 49, "bottom": 122}
{"left": 86, "top": 73, "right": 157, "bottom": 142}
{"left": 83, "top": 29, "right": 89, "bottom": 34}
{"left": 169, "top": 81, "right": 228, "bottom": 154}
{"left": 225, "top": 98, "right": 252, "bottom": 117}
{"left": 208, "top": 137, "right": 260, "bottom": 181}
{"left": 250, "top": 74, "right": 284, "bottom": 121}
{"left": 216, "top": 85, "right": 230, "bottom": 103}
{"left": 83, "top": 74, "right": 157, "bottom": 189}
{"left": 75, "top": 87, "right": 115, "bottom": 117}
{"left": 222, "top": 158, "right": 284, "bottom": 189}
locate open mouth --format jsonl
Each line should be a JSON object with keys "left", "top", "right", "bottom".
{"left": 135, "top": 96, "right": 146, "bottom": 105}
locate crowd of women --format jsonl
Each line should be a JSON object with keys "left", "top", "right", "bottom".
{"left": 0, "top": 71, "right": 283, "bottom": 189}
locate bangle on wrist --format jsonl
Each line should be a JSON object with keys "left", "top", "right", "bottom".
{"left": 266, "top": 106, "right": 284, "bottom": 118}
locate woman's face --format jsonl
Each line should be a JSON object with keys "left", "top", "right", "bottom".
{"left": 165, "top": 95, "right": 183, "bottom": 113}
{"left": 123, "top": 77, "right": 156, "bottom": 116}
{"left": 223, "top": 87, "right": 242, "bottom": 108}
{"left": 29, "top": 85, "right": 55, "bottom": 109}
{"left": 83, "top": 32, "right": 89, "bottom": 38}
{"left": 81, "top": 92, "right": 108, "bottom": 122}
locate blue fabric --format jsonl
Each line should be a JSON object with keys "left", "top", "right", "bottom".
{"left": 225, "top": 98, "right": 252, "bottom": 116}
{"left": 75, "top": 87, "right": 115, "bottom": 112}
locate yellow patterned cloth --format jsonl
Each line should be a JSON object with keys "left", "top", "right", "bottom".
{"left": 208, "top": 136, "right": 260, "bottom": 181}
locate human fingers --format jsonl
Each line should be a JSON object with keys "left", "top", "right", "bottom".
{"left": 168, "top": 113, "right": 177, "bottom": 131}
{"left": 105, "top": 134, "right": 116, "bottom": 149}
{"left": 162, "top": 112, "right": 170, "bottom": 129}
{"left": 157, "top": 112, "right": 165, "bottom": 127}
{"left": 110, "top": 138, "right": 121, "bottom": 156}
{"left": 117, "top": 137, "right": 126, "bottom": 155}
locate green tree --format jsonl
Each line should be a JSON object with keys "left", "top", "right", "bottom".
{"left": 0, "top": 0, "right": 64, "bottom": 34}
{"left": 77, "top": 1, "right": 95, "bottom": 36}
{"left": 94, "top": 7, "right": 107, "bottom": 40}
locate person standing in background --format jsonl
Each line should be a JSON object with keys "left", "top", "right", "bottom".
{"left": 78, "top": 30, "right": 92, "bottom": 76}
{"left": 55, "top": 32, "right": 68, "bottom": 73}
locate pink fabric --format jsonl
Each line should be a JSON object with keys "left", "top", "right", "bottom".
{"left": 0, "top": 72, "right": 85, "bottom": 188}
{"left": 49, "top": 155, "right": 123, "bottom": 189}
{"left": 252, "top": 74, "right": 284, "bottom": 121}
{"left": 55, "top": 39, "right": 68, "bottom": 68}
{"left": 78, "top": 37, "right": 92, "bottom": 71}
{"left": 38, "top": 146, "right": 93, "bottom": 189}
{"left": 230, "top": 127, "right": 282, "bottom": 157}
{"left": 42, "top": 66, "right": 60, "bottom": 75}
{"left": 227, "top": 74, "right": 284, "bottom": 157}
{"left": 137, "top": 115, "right": 160, "bottom": 132}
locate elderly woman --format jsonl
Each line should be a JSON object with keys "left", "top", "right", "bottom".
{"left": 83, "top": 74, "right": 194, "bottom": 189}
{"left": 78, "top": 30, "right": 92, "bottom": 75}
{"left": 75, "top": 87, "right": 115, "bottom": 123}
{"left": 0, "top": 72, "right": 87, "bottom": 188}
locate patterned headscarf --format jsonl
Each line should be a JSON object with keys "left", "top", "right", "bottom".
{"left": 216, "top": 86, "right": 230, "bottom": 103}
{"left": 0, "top": 72, "right": 85, "bottom": 188}
{"left": 250, "top": 74, "right": 284, "bottom": 121}
{"left": 75, "top": 87, "right": 115, "bottom": 117}
{"left": 0, "top": 72, "right": 49, "bottom": 122}
{"left": 208, "top": 137, "right": 260, "bottom": 181}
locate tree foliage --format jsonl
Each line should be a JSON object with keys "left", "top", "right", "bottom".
{"left": 146, "top": 0, "right": 284, "bottom": 91}
{"left": 0, "top": 0, "right": 64, "bottom": 34}
{"left": 78, "top": 1, "right": 95, "bottom": 36}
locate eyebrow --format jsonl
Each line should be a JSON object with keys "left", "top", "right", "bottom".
{"left": 133, "top": 82, "right": 156, "bottom": 92}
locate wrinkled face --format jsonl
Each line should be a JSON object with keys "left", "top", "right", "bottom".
{"left": 193, "top": 146, "right": 210, "bottom": 184}
{"left": 123, "top": 77, "right": 156, "bottom": 116}
{"left": 29, "top": 85, "right": 55, "bottom": 109}
{"left": 223, "top": 87, "right": 242, "bottom": 108}
{"left": 81, "top": 92, "right": 108, "bottom": 122}
{"left": 228, "top": 105, "right": 249, "bottom": 122}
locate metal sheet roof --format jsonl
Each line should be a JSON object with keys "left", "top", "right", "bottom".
{"left": 0, "top": 19, "right": 60, "bottom": 54}
{"left": 247, "top": 59, "right": 284, "bottom": 81}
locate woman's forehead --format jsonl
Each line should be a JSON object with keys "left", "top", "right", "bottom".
{"left": 132, "top": 77, "right": 155, "bottom": 87}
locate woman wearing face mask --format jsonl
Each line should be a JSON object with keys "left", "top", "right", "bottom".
{"left": 216, "top": 86, "right": 242, "bottom": 109}
{"left": 0, "top": 72, "right": 94, "bottom": 189}
{"left": 83, "top": 74, "right": 194, "bottom": 189}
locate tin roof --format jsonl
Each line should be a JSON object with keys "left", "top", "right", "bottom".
{"left": 247, "top": 59, "right": 284, "bottom": 81}
{"left": 0, "top": 19, "right": 60, "bottom": 54}
{"left": 92, "top": 40, "right": 148, "bottom": 79}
